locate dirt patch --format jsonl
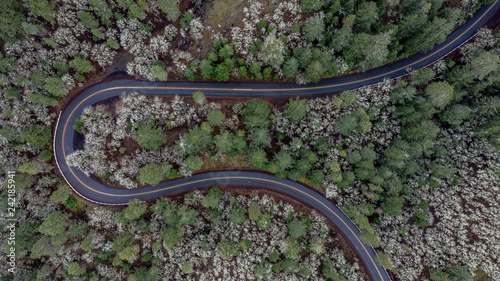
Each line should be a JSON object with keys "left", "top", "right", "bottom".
{"left": 120, "top": 136, "right": 141, "bottom": 156}
{"left": 201, "top": 153, "right": 254, "bottom": 170}
{"left": 107, "top": 53, "right": 133, "bottom": 75}
{"left": 165, "top": 125, "right": 187, "bottom": 146}
{"left": 199, "top": 0, "right": 248, "bottom": 56}
{"left": 205, "top": 0, "right": 247, "bottom": 36}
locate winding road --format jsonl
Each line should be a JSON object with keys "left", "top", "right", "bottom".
{"left": 54, "top": 2, "right": 499, "bottom": 281}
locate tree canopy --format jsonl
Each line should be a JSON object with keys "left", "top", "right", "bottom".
{"left": 242, "top": 99, "right": 270, "bottom": 128}
{"left": 39, "top": 212, "right": 68, "bottom": 237}
{"left": 303, "top": 16, "right": 325, "bottom": 42}
{"left": 284, "top": 97, "right": 308, "bottom": 123}
{"left": 136, "top": 123, "right": 165, "bottom": 151}
{"left": 138, "top": 163, "right": 164, "bottom": 185}
{"left": 426, "top": 81, "right": 455, "bottom": 110}
{"left": 258, "top": 34, "right": 286, "bottom": 69}
{"left": 20, "top": 125, "right": 51, "bottom": 148}
{"left": 122, "top": 198, "right": 147, "bottom": 222}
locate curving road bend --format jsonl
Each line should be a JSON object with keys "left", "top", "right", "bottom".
{"left": 53, "top": 2, "right": 499, "bottom": 281}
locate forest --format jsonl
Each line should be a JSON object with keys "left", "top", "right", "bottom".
{"left": 68, "top": 28, "right": 500, "bottom": 280}
{"left": 0, "top": 0, "right": 499, "bottom": 280}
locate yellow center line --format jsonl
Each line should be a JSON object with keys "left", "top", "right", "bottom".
{"left": 57, "top": 2, "right": 498, "bottom": 280}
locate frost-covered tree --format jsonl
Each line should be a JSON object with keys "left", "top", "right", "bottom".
{"left": 258, "top": 34, "right": 286, "bottom": 69}
{"left": 362, "top": 31, "right": 393, "bottom": 69}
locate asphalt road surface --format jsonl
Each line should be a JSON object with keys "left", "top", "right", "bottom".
{"left": 54, "top": 2, "right": 499, "bottom": 281}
